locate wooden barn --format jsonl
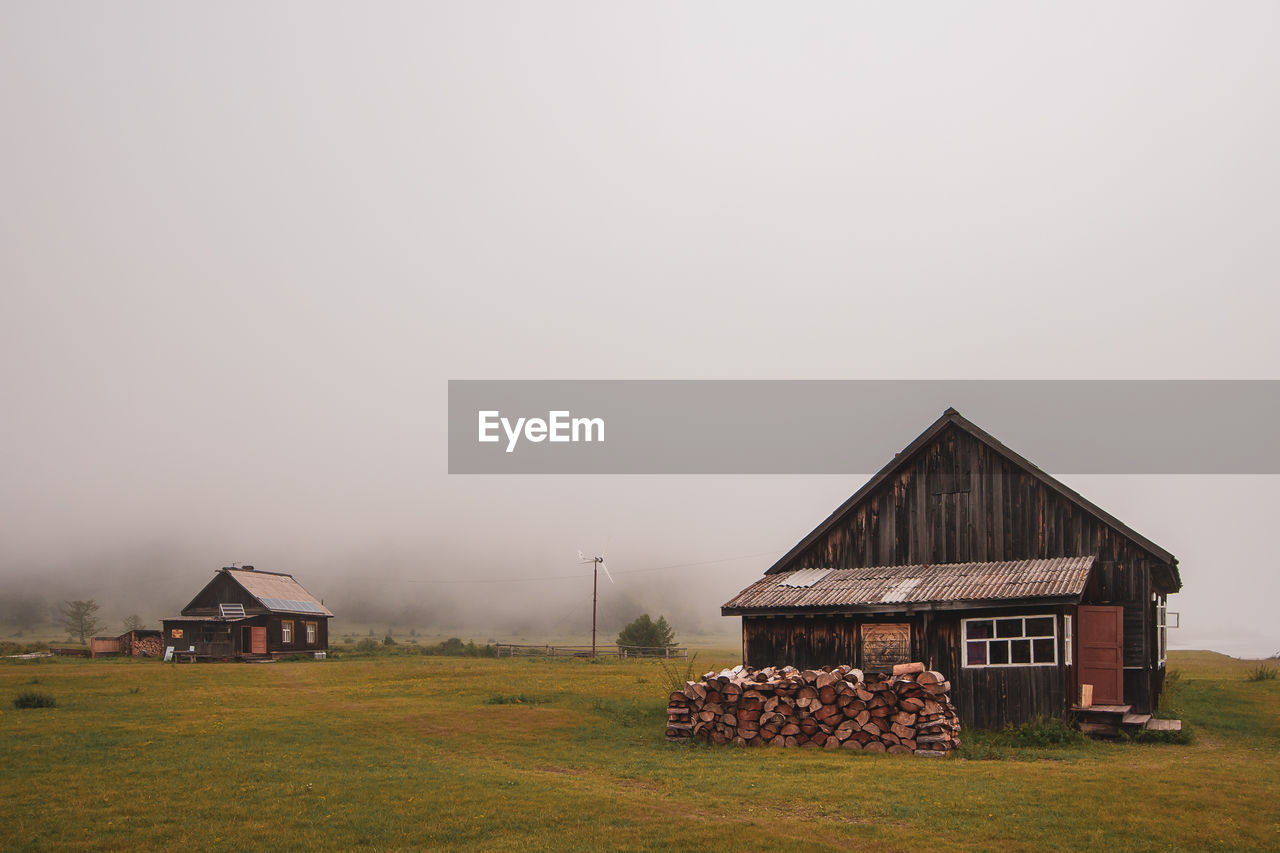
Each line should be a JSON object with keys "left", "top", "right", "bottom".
{"left": 161, "top": 566, "right": 332, "bottom": 661}
{"left": 722, "top": 408, "right": 1181, "bottom": 730}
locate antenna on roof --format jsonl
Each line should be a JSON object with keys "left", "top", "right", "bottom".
{"left": 578, "top": 549, "right": 614, "bottom": 657}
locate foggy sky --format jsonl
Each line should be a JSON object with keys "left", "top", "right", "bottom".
{"left": 2, "top": 4, "right": 1278, "bottom": 655}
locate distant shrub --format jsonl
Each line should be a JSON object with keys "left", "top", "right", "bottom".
{"left": 14, "top": 691, "right": 56, "bottom": 709}
{"left": 383, "top": 635, "right": 397, "bottom": 646}
{"left": 0, "top": 641, "right": 52, "bottom": 657}
{"left": 420, "top": 638, "right": 497, "bottom": 658}
{"left": 354, "top": 638, "right": 381, "bottom": 653}
{"left": 1246, "top": 665, "right": 1277, "bottom": 682}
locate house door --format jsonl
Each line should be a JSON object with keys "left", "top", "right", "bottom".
{"left": 1078, "top": 606, "right": 1124, "bottom": 705}
{"left": 241, "top": 626, "right": 267, "bottom": 655}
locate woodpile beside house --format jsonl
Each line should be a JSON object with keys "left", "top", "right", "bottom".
{"left": 127, "top": 633, "right": 163, "bottom": 657}
{"left": 666, "top": 662, "right": 961, "bottom": 756}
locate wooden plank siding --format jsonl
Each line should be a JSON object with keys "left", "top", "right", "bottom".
{"left": 761, "top": 424, "right": 1174, "bottom": 716}
{"left": 743, "top": 606, "right": 1074, "bottom": 729}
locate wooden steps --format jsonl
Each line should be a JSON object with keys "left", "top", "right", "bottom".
{"left": 1070, "top": 704, "right": 1182, "bottom": 737}
{"left": 1144, "top": 718, "right": 1182, "bottom": 732}
{"left": 1070, "top": 704, "right": 1131, "bottom": 738}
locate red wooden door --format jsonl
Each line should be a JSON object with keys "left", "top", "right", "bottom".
{"left": 1078, "top": 606, "right": 1124, "bottom": 705}
{"left": 250, "top": 626, "right": 267, "bottom": 655}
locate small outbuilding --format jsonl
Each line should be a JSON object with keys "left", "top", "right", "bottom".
{"left": 722, "top": 408, "right": 1181, "bottom": 730}
{"left": 161, "top": 566, "right": 333, "bottom": 661}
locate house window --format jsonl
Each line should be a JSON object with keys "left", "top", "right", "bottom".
{"left": 281, "top": 621, "right": 293, "bottom": 644}
{"left": 305, "top": 622, "right": 317, "bottom": 645}
{"left": 962, "top": 615, "right": 1057, "bottom": 667}
{"left": 170, "top": 628, "right": 183, "bottom": 640}
{"left": 1064, "top": 615, "right": 1072, "bottom": 666}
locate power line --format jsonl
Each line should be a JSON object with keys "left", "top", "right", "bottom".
{"left": 386, "top": 548, "right": 784, "bottom": 585}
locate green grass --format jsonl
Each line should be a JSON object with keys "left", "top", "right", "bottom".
{"left": 1, "top": 650, "right": 1277, "bottom": 851}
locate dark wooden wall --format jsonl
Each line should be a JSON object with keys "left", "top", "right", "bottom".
{"left": 265, "top": 615, "right": 329, "bottom": 654}
{"left": 766, "top": 424, "right": 1172, "bottom": 715}
{"left": 743, "top": 607, "right": 1075, "bottom": 729}
{"left": 185, "top": 573, "right": 259, "bottom": 614}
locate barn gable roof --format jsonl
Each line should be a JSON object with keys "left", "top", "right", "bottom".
{"left": 180, "top": 567, "right": 334, "bottom": 617}
{"left": 763, "top": 408, "right": 1180, "bottom": 588}
{"left": 724, "top": 556, "right": 1095, "bottom": 615}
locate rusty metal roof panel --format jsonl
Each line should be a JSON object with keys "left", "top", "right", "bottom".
{"left": 226, "top": 569, "right": 334, "bottom": 617}
{"left": 722, "top": 555, "right": 1095, "bottom": 611}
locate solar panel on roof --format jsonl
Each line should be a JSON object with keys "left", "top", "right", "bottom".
{"left": 259, "top": 597, "right": 325, "bottom": 614}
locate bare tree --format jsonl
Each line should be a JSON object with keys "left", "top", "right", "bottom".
{"left": 122, "top": 614, "right": 145, "bottom": 632}
{"left": 61, "top": 600, "right": 104, "bottom": 644}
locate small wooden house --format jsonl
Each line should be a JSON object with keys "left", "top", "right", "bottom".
{"left": 161, "top": 566, "right": 333, "bottom": 661}
{"left": 722, "top": 409, "right": 1181, "bottom": 729}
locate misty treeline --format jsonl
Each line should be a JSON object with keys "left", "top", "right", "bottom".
{"left": 0, "top": 592, "right": 53, "bottom": 632}
{"left": 0, "top": 549, "right": 734, "bottom": 644}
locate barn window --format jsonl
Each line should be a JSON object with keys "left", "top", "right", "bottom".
{"left": 281, "top": 621, "right": 293, "bottom": 644}
{"left": 962, "top": 616, "right": 1057, "bottom": 667}
{"left": 305, "top": 622, "right": 318, "bottom": 644}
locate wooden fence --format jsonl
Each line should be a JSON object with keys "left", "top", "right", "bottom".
{"left": 495, "top": 643, "right": 688, "bottom": 659}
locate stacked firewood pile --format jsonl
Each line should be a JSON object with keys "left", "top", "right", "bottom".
{"left": 665, "top": 662, "right": 960, "bottom": 756}
{"left": 130, "top": 635, "right": 163, "bottom": 657}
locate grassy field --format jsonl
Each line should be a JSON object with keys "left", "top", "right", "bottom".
{"left": 1, "top": 649, "right": 1277, "bottom": 852}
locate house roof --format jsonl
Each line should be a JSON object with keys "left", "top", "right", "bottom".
{"left": 175, "top": 567, "right": 334, "bottom": 618}
{"left": 223, "top": 568, "right": 334, "bottom": 616}
{"left": 723, "top": 556, "right": 1096, "bottom": 615}
{"left": 764, "top": 408, "right": 1180, "bottom": 591}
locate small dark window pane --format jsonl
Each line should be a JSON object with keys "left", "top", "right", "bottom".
{"left": 966, "top": 642, "right": 987, "bottom": 665}
{"left": 1033, "top": 638, "right": 1056, "bottom": 663}
{"left": 967, "top": 620, "right": 993, "bottom": 640}
{"left": 1011, "top": 639, "right": 1032, "bottom": 664}
{"left": 996, "top": 619, "right": 1023, "bottom": 638}
{"left": 990, "top": 641, "right": 1010, "bottom": 664}
{"left": 1025, "top": 617, "right": 1054, "bottom": 637}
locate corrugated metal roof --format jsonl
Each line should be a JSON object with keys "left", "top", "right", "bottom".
{"left": 226, "top": 569, "right": 334, "bottom": 617}
{"left": 722, "top": 555, "right": 1094, "bottom": 612}
{"left": 778, "top": 568, "right": 832, "bottom": 588}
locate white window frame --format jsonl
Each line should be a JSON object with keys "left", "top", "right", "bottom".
{"left": 1064, "top": 614, "right": 1072, "bottom": 667}
{"left": 306, "top": 621, "right": 318, "bottom": 645}
{"left": 962, "top": 614, "right": 1059, "bottom": 668}
{"left": 1157, "top": 599, "right": 1168, "bottom": 666}
{"left": 281, "top": 620, "right": 293, "bottom": 644}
